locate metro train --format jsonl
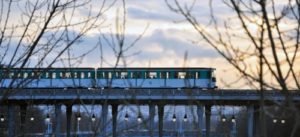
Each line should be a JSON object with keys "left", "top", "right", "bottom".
{"left": 0, "top": 68, "right": 216, "bottom": 89}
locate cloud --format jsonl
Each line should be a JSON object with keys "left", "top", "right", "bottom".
{"left": 133, "top": 29, "right": 220, "bottom": 60}
{"left": 127, "top": 7, "right": 179, "bottom": 21}
{"left": 70, "top": 27, "right": 220, "bottom": 68}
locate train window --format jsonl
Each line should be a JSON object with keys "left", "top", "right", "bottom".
{"left": 87, "top": 72, "right": 91, "bottom": 78}
{"left": 9, "top": 72, "right": 14, "bottom": 78}
{"left": 173, "top": 72, "right": 179, "bottom": 78}
{"left": 199, "top": 71, "right": 209, "bottom": 79}
{"left": 91, "top": 71, "right": 95, "bottom": 78}
{"left": 101, "top": 72, "right": 104, "bottom": 78}
{"left": 48, "top": 72, "right": 52, "bottom": 79}
{"left": 99, "top": 72, "right": 105, "bottom": 78}
{"left": 114, "top": 72, "right": 120, "bottom": 79}
{"left": 31, "top": 72, "right": 35, "bottom": 78}
{"left": 132, "top": 72, "right": 141, "bottom": 78}
{"left": 185, "top": 72, "right": 189, "bottom": 78}
{"left": 198, "top": 71, "right": 202, "bottom": 79}
{"left": 166, "top": 72, "right": 169, "bottom": 79}
{"left": 16, "top": 72, "right": 21, "bottom": 78}
{"left": 73, "top": 72, "right": 78, "bottom": 78}
{"left": 96, "top": 72, "right": 101, "bottom": 78}
{"left": 149, "top": 72, "right": 157, "bottom": 79}
{"left": 23, "top": 72, "right": 28, "bottom": 78}
{"left": 2, "top": 71, "right": 7, "bottom": 78}
{"left": 129, "top": 72, "right": 133, "bottom": 79}
{"left": 102, "top": 72, "right": 106, "bottom": 78}
{"left": 30, "top": 72, "right": 34, "bottom": 78}
{"left": 138, "top": 72, "right": 143, "bottom": 78}
{"left": 28, "top": 72, "right": 32, "bottom": 78}
{"left": 45, "top": 72, "right": 49, "bottom": 78}
{"left": 171, "top": 71, "right": 177, "bottom": 79}
{"left": 77, "top": 71, "right": 81, "bottom": 78}
{"left": 160, "top": 72, "right": 166, "bottom": 79}
{"left": 65, "top": 72, "right": 71, "bottom": 78}
{"left": 108, "top": 72, "right": 112, "bottom": 79}
{"left": 205, "top": 71, "right": 210, "bottom": 78}
{"left": 132, "top": 72, "right": 136, "bottom": 78}
{"left": 59, "top": 72, "right": 63, "bottom": 78}
{"left": 40, "top": 72, "right": 44, "bottom": 78}
{"left": 160, "top": 72, "right": 164, "bottom": 79}
{"left": 80, "top": 72, "right": 85, "bottom": 79}
{"left": 52, "top": 72, "right": 56, "bottom": 79}
{"left": 37, "top": 72, "right": 41, "bottom": 78}
{"left": 186, "top": 72, "right": 195, "bottom": 79}
{"left": 131, "top": 72, "right": 135, "bottom": 78}
{"left": 145, "top": 72, "right": 149, "bottom": 78}
{"left": 86, "top": 72, "right": 89, "bottom": 78}
{"left": 96, "top": 72, "right": 99, "bottom": 78}
{"left": 178, "top": 72, "right": 186, "bottom": 79}
{"left": 121, "top": 72, "right": 127, "bottom": 79}
{"left": 208, "top": 71, "right": 212, "bottom": 78}
{"left": 16, "top": 72, "right": 19, "bottom": 78}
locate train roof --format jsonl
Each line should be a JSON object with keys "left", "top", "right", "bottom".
{"left": 97, "top": 67, "right": 215, "bottom": 71}
{"left": 0, "top": 67, "right": 215, "bottom": 71}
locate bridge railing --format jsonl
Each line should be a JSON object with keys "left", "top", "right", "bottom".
{"left": 3, "top": 88, "right": 298, "bottom": 97}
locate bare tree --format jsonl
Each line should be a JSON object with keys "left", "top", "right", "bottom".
{"left": 0, "top": 0, "right": 117, "bottom": 136}
{"left": 67, "top": 0, "right": 149, "bottom": 136}
{"left": 0, "top": 0, "right": 116, "bottom": 99}
{"left": 166, "top": 0, "right": 300, "bottom": 137}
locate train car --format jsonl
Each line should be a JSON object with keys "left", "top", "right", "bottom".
{"left": 0, "top": 68, "right": 95, "bottom": 88}
{"left": 0, "top": 67, "right": 216, "bottom": 89}
{"left": 96, "top": 68, "right": 216, "bottom": 89}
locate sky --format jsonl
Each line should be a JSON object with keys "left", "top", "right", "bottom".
{"left": 77, "top": 0, "right": 223, "bottom": 68}
{"left": 0, "top": 0, "right": 245, "bottom": 88}
{"left": 2, "top": 0, "right": 296, "bottom": 89}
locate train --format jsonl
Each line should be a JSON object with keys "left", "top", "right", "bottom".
{"left": 0, "top": 67, "right": 216, "bottom": 89}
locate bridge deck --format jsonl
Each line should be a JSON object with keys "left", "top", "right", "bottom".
{"left": 1, "top": 89, "right": 300, "bottom": 105}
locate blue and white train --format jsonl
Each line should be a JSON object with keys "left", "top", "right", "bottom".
{"left": 0, "top": 68, "right": 217, "bottom": 89}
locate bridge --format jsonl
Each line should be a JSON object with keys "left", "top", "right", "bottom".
{"left": 0, "top": 88, "right": 300, "bottom": 137}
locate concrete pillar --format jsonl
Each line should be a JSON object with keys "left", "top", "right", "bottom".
{"left": 112, "top": 104, "right": 118, "bottom": 137}
{"left": 66, "top": 105, "right": 72, "bottom": 137}
{"left": 101, "top": 104, "right": 108, "bottom": 137}
{"left": 254, "top": 106, "right": 260, "bottom": 137}
{"left": 197, "top": 105, "right": 204, "bottom": 137}
{"left": 149, "top": 104, "right": 155, "bottom": 137}
{"left": 8, "top": 105, "right": 15, "bottom": 137}
{"left": 55, "top": 104, "right": 62, "bottom": 137}
{"left": 20, "top": 105, "right": 27, "bottom": 137}
{"left": 205, "top": 105, "right": 211, "bottom": 137}
{"left": 158, "top": 105, "right": 164, "bottom": 137}
{"left": 231, "top": 121, "right": 237, "bottom": 137}
{"left": 247, "top": 105, "right": 254, "bottom": 137}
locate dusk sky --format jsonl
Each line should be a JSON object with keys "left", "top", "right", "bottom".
{"left": 78, "top": 0, "right": 223, "bottom": 67}
{"left": 3, "top": 0, "right": 296, "bottom": 89}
